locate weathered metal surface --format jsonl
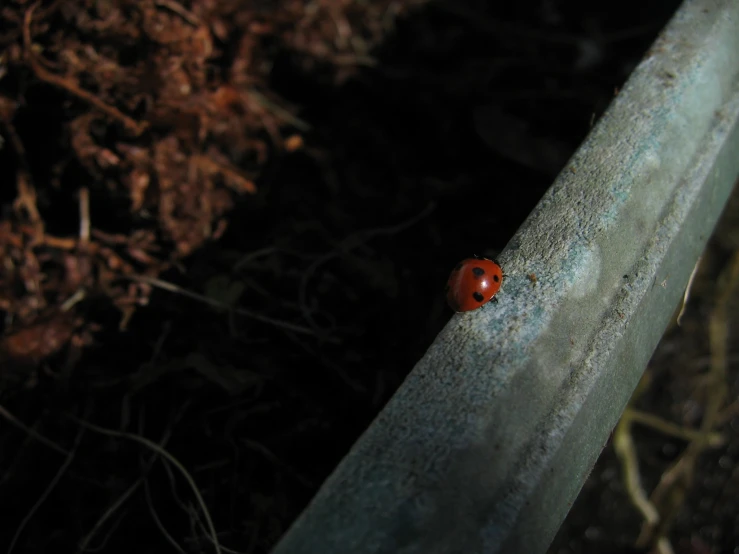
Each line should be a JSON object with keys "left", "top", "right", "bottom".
{"left": 272, "top": 1, "right": 739, "bottom": 552}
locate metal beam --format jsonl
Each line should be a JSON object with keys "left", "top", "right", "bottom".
{"left": 271, "top": 1, "right": 739, "bottom": 552}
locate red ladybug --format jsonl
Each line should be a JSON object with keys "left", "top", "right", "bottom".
{"left": 445, "top": 257, "right": 503, "bottom": 312}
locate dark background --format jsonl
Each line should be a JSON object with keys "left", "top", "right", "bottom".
{"left": 2, "top": 1, "right": 736, "bottom": 553}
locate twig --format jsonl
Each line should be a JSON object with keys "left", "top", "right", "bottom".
{"left": 192, "top": 155, "right": 257, "bottom": 194}
{"left": 23, "top": 3, "right": 147, "bottom": 136}
{"left": 79, "top": 512, "right": 127, "bottom": 553}
{"left": 232, "top": 246, "right": 278, "bottom": 272}
{"left": 69, "top": 415, "right": 222, "bottom": 554}
{"left": 79, "top": 187, "right": 90, "bottom": 243}
{"left": 676, "top": 255, "right": 701, "bottom": 326}
{"left": 13, "top": 169, "right": 43, "bottom": 234}
{"left": 246, "top": 88, "right": 310, "bottom": 132}
{"left": 190, "top": 513, "right": 244, "bottom": 554}
{"left": 282, "top": 330, "right": 366, "bottom": 392}
{"left": 8, "top": 426, "right": 85, "bottom": 554}
{"left": 127, "top": 274, "right": 330, "bottom": 340}
{"left": 159, "top": 454, "right": 194, "bottom": 531}
{"left": 77, "top": 475, "right": 142, "bottom": 553}
{"left": 0, "top": 404, "right": 69, "bottom": 456}
{"left": 144, "top": 477, "right": 187, "bottom": 554}
{"left": 636, "top": 251, "right": 739, "bottom": 548}
{"left": 688, "top": 353, "right": 739, "bottom": 370}
{"left": 0, "top": 101, "right": 43, "bottom": 234}
{"left": 613, "top": 413, "right": 660, "bottom": 525}
{"left": 613, "top": 375, "right": 662, "bottom": 537}
{"left": 298, "top": 202, "right": 435, "bottom": 331}
{"left": 60, "top": 288, "right": 87, "bottom": 312}
{"left": 76, "top": 414, "right": 175, "bottom": 553}
{"left": 153, "top": 0, "right": 201, "bottom": 26}
{"left": 241, "top": 438, "right": 314, "bottom": 488}
{"left": 626, "top": 408, "right": 724, "bottom": 447}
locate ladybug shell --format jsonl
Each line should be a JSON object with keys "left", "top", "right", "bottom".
{"left": 446, "top": 258, "right": 503, "bottom": 312}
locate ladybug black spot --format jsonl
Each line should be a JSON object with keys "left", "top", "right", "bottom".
{"left": 472, "top": 267, "right": 485, "bottom": 277}
{"left": 472, "top": 291, "right": 484, "bottom": 303}
{"left": 493, "top": 275, "right": 500, "bottom": 282}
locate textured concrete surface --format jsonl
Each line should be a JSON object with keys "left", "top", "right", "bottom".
{"left": 272, "top": 1, "right": 739, "bottom": 553}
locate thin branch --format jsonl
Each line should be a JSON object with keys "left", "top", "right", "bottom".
{"left": 676, "top": 255, "right": 701, "bottom": 326}
{"left": 153, "top": 0, "right": 201, "bottom": 26}
{"left": 23, "top": 3, "right": 147, "bottom": 136}
{"left": 626, "top": 408, "right": 724, "bottom": 447}
{"left": 0, "top": 404, "right": 70, "bottom": 456}
{"left": 299, "top": 202, "right": 435, "bottom": 331}
{"left": 69, "top": 416, "right": 222, "bottom": 554}
{"left": 127, "top": 274, "right": 329, "bottom": 340}
{"left": 79, "top": 187, "right": 90, "bottom": 244}
{"left": 144, "top": 477, "right": 187, "bottom": 554}
{"left": 636, "top": 250, "right": 739, "bottom": 549}
{"left": 8, "top": 426, "right": 85, "bottom": 554}
{"left": 613, "top": 414, "right": 660, "bottom": 526}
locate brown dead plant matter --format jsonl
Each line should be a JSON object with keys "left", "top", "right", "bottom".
{"left": 0, "top": 0, "right": 420, "bottom": 376}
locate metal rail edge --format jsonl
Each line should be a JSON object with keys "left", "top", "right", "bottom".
{"left": 272, "top": 1, "right": 739, "bottom": 552}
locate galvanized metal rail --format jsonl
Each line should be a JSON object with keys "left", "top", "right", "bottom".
{"left": 272, "top": 1, "right": 739, "bottom": 552}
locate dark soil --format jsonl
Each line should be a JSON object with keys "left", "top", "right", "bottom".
{"left": 2, "top": 1, "right": 735, "bottom": 553}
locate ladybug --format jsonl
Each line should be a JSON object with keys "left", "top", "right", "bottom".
{"left": 445, "top": 256, "right": 503, "bottom": 312}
